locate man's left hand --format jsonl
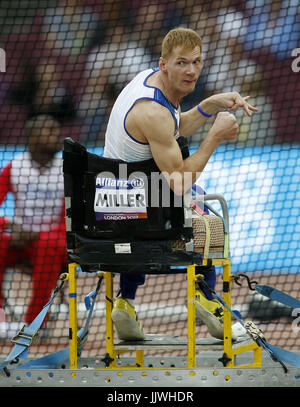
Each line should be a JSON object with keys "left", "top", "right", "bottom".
{"left": 209, "top": 92, "right": 258, "bottom": 117}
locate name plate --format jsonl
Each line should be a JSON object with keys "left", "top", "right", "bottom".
{"left": 94, "top": 176, "right": 147, "bottom": 221}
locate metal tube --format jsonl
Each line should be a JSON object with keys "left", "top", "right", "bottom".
{"left": 68, "top": 262, "right": 78, "bottom": 370}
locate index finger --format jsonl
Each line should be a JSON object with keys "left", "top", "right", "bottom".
{"left": 245, "top": 102, "right": 258, "bottom": 116}
{"left": 240, "top": 96, "right": 258, "bottom": 116}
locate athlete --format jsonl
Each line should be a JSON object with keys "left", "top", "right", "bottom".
{"left": 103, "top": 27, "right": 257, "bottom": 341}
{"left": 0, "top": 114, "right": 67, "bottom": 337}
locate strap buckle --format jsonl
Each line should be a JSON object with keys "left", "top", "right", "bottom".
{"left": 244, "top": 321, "right": 265, "bottom": 342}
{"left": 11, "top": 325, "right": 39, "bottom": 347}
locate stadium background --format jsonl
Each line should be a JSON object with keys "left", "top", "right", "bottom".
{"left": 0, "top": 0, "right": 299, "bottom": 360}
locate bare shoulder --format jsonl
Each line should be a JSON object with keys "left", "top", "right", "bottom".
{"left": 130, "top": 99, "right": 172, "bottom": 125}
{"left": 127, "top": 99, "right": 174, "bottom": 143}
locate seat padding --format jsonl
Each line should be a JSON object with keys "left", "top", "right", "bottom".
{"left": 172, "top": 215, "right": 225, "bottom": 253}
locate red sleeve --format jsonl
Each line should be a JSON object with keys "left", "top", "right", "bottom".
{"left": 57, "top": 201, "right": 66, "bottom": 233}
{"left": 0, "top": 162, "right": 12, "bottom": 206}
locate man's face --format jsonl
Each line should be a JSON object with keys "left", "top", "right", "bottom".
{"left": 29, "top": 119, "right": 61, "bottom": 155}
{"left": 161, "top": 45, "right": 203, "bottom": 98}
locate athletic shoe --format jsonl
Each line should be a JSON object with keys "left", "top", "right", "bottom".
{"left": 195, "top": 288, "right": 237, "bottom": 341}
{"left": 111, "top": 297, "right": 146, "bottom": 341}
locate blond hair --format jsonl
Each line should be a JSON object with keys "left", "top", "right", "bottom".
{"left": 161, "top": 27, "right": 202, "bottom": 59}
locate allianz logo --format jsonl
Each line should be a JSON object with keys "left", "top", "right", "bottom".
{"left": 96, "top": 176, "right": 145, "bottom": 189}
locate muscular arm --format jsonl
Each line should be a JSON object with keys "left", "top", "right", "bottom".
{"left": 126, "top": 100, "right": 238, "bottom": 195}
{"left": 180, "top": 92, "right": 258, "bottom": 138}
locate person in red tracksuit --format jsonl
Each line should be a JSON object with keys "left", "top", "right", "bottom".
{"left": 0, "top": 114, "right": 67, "bottom": 333}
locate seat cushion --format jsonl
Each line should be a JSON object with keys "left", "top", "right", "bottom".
{"left": 172, "top": 215, "right": 225, "bottom": 253}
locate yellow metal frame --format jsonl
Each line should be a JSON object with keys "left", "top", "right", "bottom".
{"left": 67, "top": 259, "right": 262, "bottom": 370}
{"left": 68, "top": 262, "right": 78, "bottom": 370}
{"left": 104, "top": 271, "right": 116, "bottom": 367}
{"left": 187, "top": 265, "right": 196, "bottom": 368}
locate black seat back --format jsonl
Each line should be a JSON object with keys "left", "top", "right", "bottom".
{"left": 63, "top": 137, "right": 192, "bottom": 245}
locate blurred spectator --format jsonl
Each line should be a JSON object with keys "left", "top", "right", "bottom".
{"left": 0, "top": 37, "right": 29, "bottom": 144}
{"left": 203, "top": 8, "right": 277, "bottom": 146}
{"left": 128, "top": 1, "right": 171, "bottom": 59}
{"left": 241, "top": 0, "right": 300, "bottom": 142}
{"left": 0, "top": 0, "right": 101, "bottom": 144}
{"left": 228, "top": 60, "right": 277, "bottom": 146}
{"left": 243, "top": 0, "right": 300, "bottom": 60}
{"left": 32, "top": 59, "right": 76, "bottom": 120}
{"left": 0, "top": 0, "right": 299, "bottom": 145}
{"left": 40, "top": 0, "right": 101, "bottom": 58}
{"left": 78, "top": 23, "right": 154, "bottom": 143}
{"left": 0, "top": 115, "right": 67, "bottom": 337}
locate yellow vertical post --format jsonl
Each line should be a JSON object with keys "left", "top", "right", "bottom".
{"left": 222, "top": 259, "right": 233, "bottom": 367}
{"left": 253, "top": 345, "right": 262, "bottom": 366}
{"left": 187, "top": 264, "right": 196, "bottom": 368}
{"left": 136, "top": 350, "right": 144, "bottom": 367}
{"left": 68, "top": 262, "right": 78, "bottom": 370}
{"left": 105, "top": 272, "right": 116, "bottom": 367}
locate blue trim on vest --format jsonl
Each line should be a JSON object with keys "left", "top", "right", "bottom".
{"left": 123, "top": 68, "right": 179, "bottom": 145}
{"left": 123, "top": 97, "right": 154, "bottom": 145}
{"left": 144, "top": 67, "right": 179, "bottom": 118}
{"left": 153, "top": 88, "right": 177, "bottom": 123}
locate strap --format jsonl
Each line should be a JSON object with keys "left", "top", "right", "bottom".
{"left": 202, "top": 215, "right": 211, "bottom": 260}
{"left": 17, "top": 348, "right": 69, "bottom": 369}
{"left": 190, "top": 197, "right": 211, "bottom": 258}
{"left": 255, "top": 284, "right": 300, "bottom": 309}
{"left": 198, "top": 276, "right": 300, "bottom": 372}
{"left": 12, "top": 272, "right": 104, "bottom": 370}
{"left": 0, "top": 279, "right": 65, "bottom": 373}
{"left": 263, "top": 342, "right": 300, "bottom": 368}
{"left": 219, "top": 290, "right": 300, "bottom": 371}
{"left": 192, "top": 185, "right": 229, "bottom": 259}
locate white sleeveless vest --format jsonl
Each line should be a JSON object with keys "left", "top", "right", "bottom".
{"left": 103, "top": 68, "right": 180, "bottom": 162}
{"left": 10, "top": 152, "right": 64, "bottom": 232}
